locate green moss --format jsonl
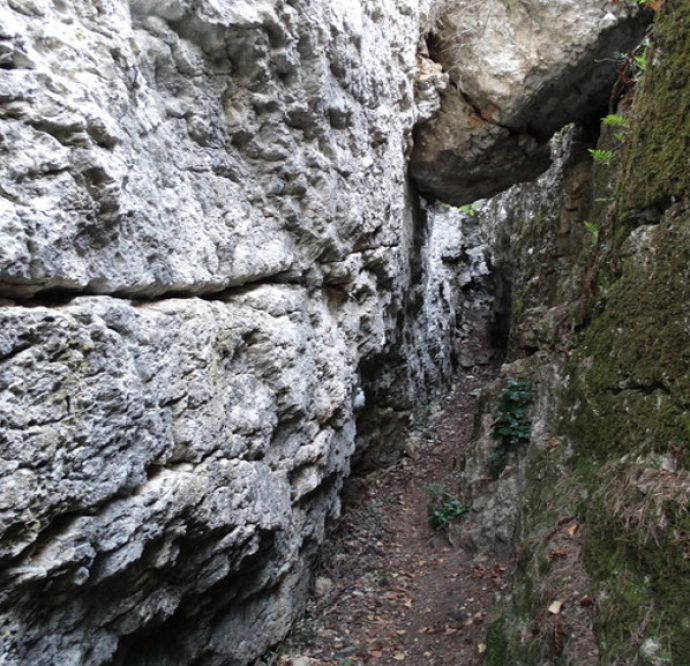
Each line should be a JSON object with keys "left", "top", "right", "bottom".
{"left": 484, "top": 436, "right": 595, "bottom": 664}
{"left": 482, "top": 7, "right": 690, "bottom": 660}
{"left": 562, "top": 201, "right": 690, "bottom": 660}
{"left": 618, "top": 0, "right": 690, "bottom": 215}
{"left": 595, "top": 575, "right": 658, "bottom": 662}
{"left": 484, "top": 618, "right": 510, "bottom": 666}
{"left": 564, "top": 208, "right": 690, "bottom": 466}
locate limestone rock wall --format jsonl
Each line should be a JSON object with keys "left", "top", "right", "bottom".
{"left": 0, "top": 1, "right": 471, "bottom": 664}
{"left": 0, "top": 0, "right": 425, "bottom": 298}
{"left": 0, "top": 0, "right": 666, "bottom": 663}
{"left": 447, "top": 127, "right": 595, "bottom": 553}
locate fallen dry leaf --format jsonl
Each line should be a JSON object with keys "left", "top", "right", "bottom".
{"left": 566, "top": 523, "right": 579, "bottom": 537}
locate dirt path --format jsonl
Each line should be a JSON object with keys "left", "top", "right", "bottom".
{"left": 268, "top": 357, "right": 511, "bottom": 666}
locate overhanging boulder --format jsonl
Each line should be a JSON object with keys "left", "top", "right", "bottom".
{"left": 411, "top": 0, "right": 649, "bottom": 205}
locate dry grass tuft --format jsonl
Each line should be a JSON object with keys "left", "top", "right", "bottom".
{"left": 598, "top": 456, "right": 690, "bottom": 553}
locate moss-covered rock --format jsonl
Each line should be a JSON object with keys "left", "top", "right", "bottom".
{"left": 582, "top": 454, "right": 690, "bottom": 665}
{"left": 567, "top": 203, "right": 690, "bottom": 463}
{"left": 478, "top": 3, "right": 690, "bottom": 663}
{"left": 619, "top": 0, "right": 690, "bottom": 216}
{"left": 560, "top": 204, "right": 690, "bottom": 663}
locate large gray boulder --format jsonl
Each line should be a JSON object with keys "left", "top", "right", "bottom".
{"left": 411, "top": 0, "right": 648, "bottom": 205}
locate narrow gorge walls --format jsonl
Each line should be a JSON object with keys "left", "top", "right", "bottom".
{"left": 452, "top": 2, "right": 690, "bottom": 663}
{"left": 0, "top": 0, "right": 658, "bottom": 664}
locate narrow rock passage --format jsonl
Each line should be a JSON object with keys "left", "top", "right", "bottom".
{"left": 266, "top": 353, "right": 509, "bottom": 666}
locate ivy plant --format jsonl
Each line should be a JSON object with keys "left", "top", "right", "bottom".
{"left": 489, "top": 378, "right": 532, "bottom": 478}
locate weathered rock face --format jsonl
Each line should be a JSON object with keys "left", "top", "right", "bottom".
{"left": 456, "top": 2, "right": 690, "bottom": 663}
{"left": 448, "top": 125, "right": 594, "bottom": 553}
{"left": 0, "top": 0, "right": 427, "bottom": 298}
{"left": 0, "top": 0, "right": 472, "bottom": 664}
{"left": 410, "top": 0, "right": 647, "bottom": 205}
{"left": 0, "top": 291, "right": 359, "bottom": 665}
{"left": 355, "top": 202, "right": 495, "bottom": 468}
{"left": 479, "top": 125, "right": 597, "bottom": 357}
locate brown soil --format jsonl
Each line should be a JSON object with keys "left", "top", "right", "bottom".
{"left": 269, "top": 358, "right": 513, "bottom": 666}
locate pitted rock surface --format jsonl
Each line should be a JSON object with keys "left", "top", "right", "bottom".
{"left": 0, "top": 0, "right": 433, "bottom": 298}
{"left": 0, "top": 1, "right": 481, "bottom": 664}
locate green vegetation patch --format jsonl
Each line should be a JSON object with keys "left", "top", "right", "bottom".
{"left": 583, "top": 457, "right": 690, "bottom": 664}
{"left": 489, "top": 378, "right": 533, "bottom": 478}
{"left": 425, "top": 473, "right": 471, "bottom": 530}
{"left": 556, "top": 202, "right": 690, "bottom": 662}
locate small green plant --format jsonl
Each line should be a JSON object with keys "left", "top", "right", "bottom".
{"left": 426, "top": 473, "right": 470, "bottom": 529}
{"left": 489, "top": 378, "right": 532, "bottom": 478}
{"left": 602, "top": 114, "right": 628, "bottom": 128}
{"left": 634, "top": 41, "right": 650, "bottom": 73}
{"left": 459, "top": 201, "right": 482, "bottom": 217}
{"left": 588, "top": 148, "right": 614, "bottom": 166}
{"left": 428, "top": 498, "right": 471, "bottom": 529}
{"left": 582, "top": 220, "right": 601, "bottom": 246}
{"left": 603, "top": 114, "right": 630, "bottom": 142}
{"left": 492, "top": 379, "right": 532, "bottom": 445}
